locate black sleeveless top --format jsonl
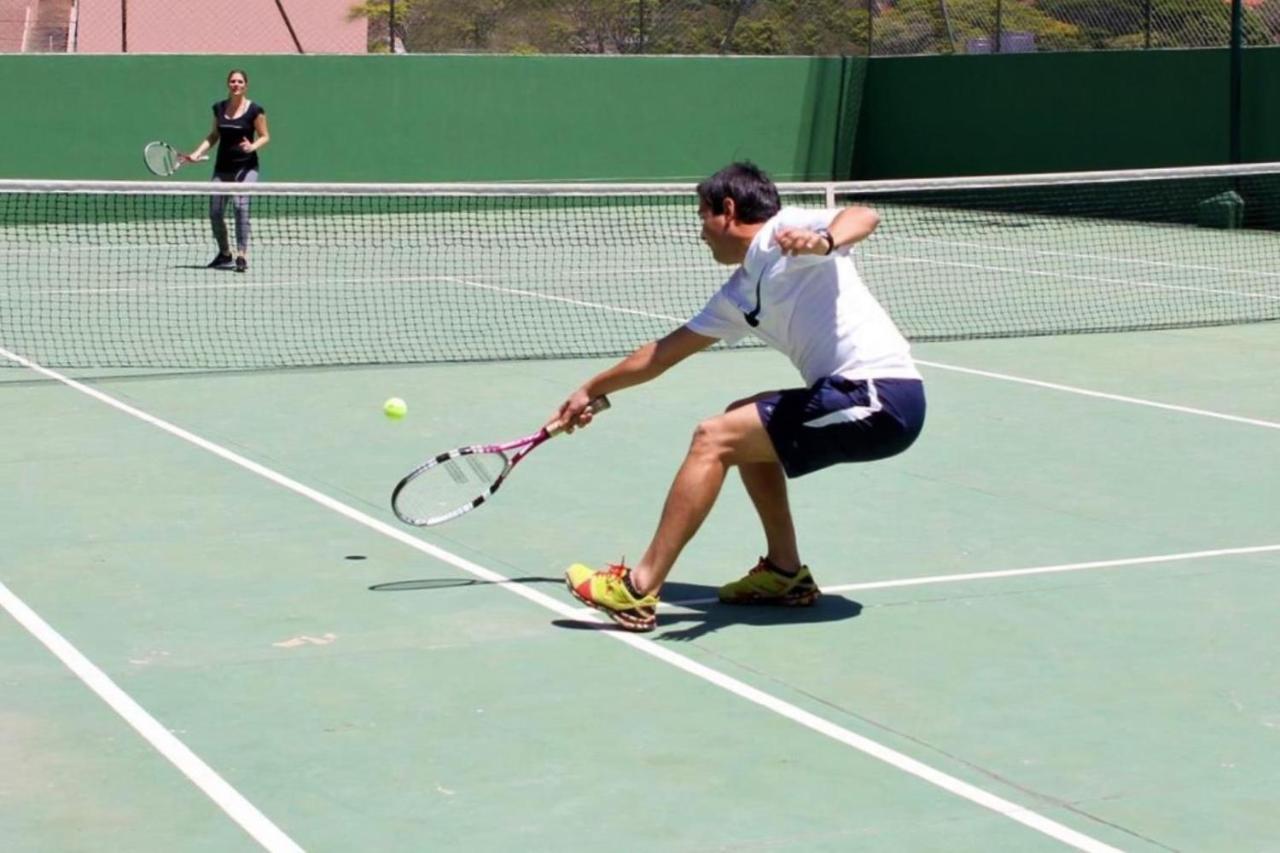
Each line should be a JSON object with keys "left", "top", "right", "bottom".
{"left": 212, "top": 100, "right": 265, "bottom": 174}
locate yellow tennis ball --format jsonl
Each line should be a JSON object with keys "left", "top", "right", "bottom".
{"left": 383, "top": 397, "right": 407, "bottom": 419}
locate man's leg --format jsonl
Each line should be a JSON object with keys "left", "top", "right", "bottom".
{"left": 629, "top": 400, "right": 779, "bottom": 595}
{"left": 717, "top": 459, "right": 820, "bottom": 605}
{"left": 566, "top": 399, "right": 781, "bottom": 630}
{"left": 738, "top": 461, "right": 801, "bottom": 572}
{"left": 720, "top": 391, "right": 801, "bottom": 573}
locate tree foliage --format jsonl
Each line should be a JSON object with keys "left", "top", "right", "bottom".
{"left": 348, "top": 0, "right": 1279, "bottom": 54}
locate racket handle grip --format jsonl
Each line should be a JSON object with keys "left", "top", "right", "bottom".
{"left": 550, "top": 395, "right": 610, "bottom": 436}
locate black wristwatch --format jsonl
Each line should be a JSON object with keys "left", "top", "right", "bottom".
{"left": 816, "top": 228, "right": 835, "bottom": 255}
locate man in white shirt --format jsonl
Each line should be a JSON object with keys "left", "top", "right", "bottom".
{"left": 558, "top": 162, "right": 926, "bottom": 632}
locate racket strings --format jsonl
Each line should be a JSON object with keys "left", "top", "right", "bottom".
{"left": 144, "top": 143, "right": 178, "bottom": 176}
{"left": 464, "top": 455, "right": 496, "bottom": 483}
{"left": 443, "top": 458, "right": 468, "bottom": 484}
{"left": 396, "top": 451, "right": 508, "bottom": 524}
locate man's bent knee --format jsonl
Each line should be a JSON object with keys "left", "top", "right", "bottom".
{"left": 688, "top": 418, "right": 734, "bottom": 462}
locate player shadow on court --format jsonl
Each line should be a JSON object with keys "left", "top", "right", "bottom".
{"left": 553, "top": 580, "right": 863, "bottom": 641}
{"left": 369, "top": 577, "right": 861, "bottom": 641}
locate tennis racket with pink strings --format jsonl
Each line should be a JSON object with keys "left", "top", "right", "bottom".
{"left": 391, "top": 396, "right": 610, "bottom": 527}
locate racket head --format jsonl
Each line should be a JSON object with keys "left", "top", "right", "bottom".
{"left": 391, "top": 447, "right": 513, "bottom": 526}
{"left": 143, "top": 141, "right": 182, "bottom": 176}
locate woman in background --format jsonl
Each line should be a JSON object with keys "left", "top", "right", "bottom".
{"left": 186, "top": 69, "right": 269, "bottom": 273}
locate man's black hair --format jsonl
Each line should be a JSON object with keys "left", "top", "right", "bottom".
{"left": 696, "top": 162, "right": 781, "bottom": 224}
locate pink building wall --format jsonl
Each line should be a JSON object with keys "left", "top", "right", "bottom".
{"left": 75, "top": 0, "right": 366, "bottom": 53}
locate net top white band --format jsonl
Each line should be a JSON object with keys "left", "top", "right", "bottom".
{"left": 1, "top": 161, "right": 1276, "bottom": 197}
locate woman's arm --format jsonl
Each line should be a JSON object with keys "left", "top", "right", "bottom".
{"left": 242, "top": 112, "right": 270, "bottom": 153}
{"left": 187, "top": 116, "right": 220, "bottom": 161}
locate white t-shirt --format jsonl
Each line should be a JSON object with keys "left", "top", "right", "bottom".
{"left": 686, "top": 207, "right": 921, "bottom": 386}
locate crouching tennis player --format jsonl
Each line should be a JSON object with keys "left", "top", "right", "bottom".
{"left": 557, "top": 162, "right": 925, "bottom": 631}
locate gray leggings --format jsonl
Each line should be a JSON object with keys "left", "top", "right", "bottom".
{"left": 210, "top": 168, "right": 259, "bottom": 253}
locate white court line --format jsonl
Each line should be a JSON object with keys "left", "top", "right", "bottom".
{"left": 0, "top": 580, "right": 304, "bottom": 853}
{"left": 862, "top": 251, "right": 1280, "bottom": 303}
{"left": 882, "top": 234, "right": 1280, "bottom": 280}
{"left": 436, "top": 275, "right": 679, "bottom": 321}
{"left": 39, "top": 274, "right": 462, "bottom": 296}
{"left": 916, "top": 360, "right": 1280, "bottom": 430}
{"left": 0, "top": 345, "right": 1121, "bottom": 853}
{"left": 654, "top": 544, "right": 1280, "bottom": 610}
{"left": 415, "top": 279, "right": 1280, "bottom": 433}
{"left": 825, "top": 544, "right": 1280, "bottom": 594}
{"left": 30, "top": 266, "right": 711, "bottom": 296}
{"left": 16, "top": 267, "right": 1279, "bottom": 433}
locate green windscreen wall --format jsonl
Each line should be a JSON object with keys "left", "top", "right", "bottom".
{"left": 852, "top": 47, "right": 1280, "bottom": 179}
{"left": 1241, "top": 48, "right": 1280, "bottom": 170}
{"left": 0, "top": 55, "right": 865, "bottom": 183}
{"left": 0, "top": 49, "right": 1275, "bottom": 183}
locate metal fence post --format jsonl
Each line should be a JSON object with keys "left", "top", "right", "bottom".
{"left": 867, "top": 0, "right": 874, "bottom": 56}
{"left": 1229, "top": 0, "right": 1244, "bottom": 162}
{"left": 638, "top": 0, "right": 647, "bottom": 53}
{"left": 940, "top": 0, "right": 956, "bottom": 53}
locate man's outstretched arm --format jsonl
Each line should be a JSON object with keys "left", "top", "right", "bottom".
{"left": 555, "top": 326, "right": 718, "bottom": 428}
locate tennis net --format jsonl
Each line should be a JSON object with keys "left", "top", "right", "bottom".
{"left": 1, "top": 163, "right": 1277, "bottom": 370}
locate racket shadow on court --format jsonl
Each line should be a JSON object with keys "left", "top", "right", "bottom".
{"left": 554, "top": 580, "right": 863, "bottom": 641}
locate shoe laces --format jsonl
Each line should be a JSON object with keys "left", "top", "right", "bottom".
{"left": 603, "top": 559, "right": 630, "bottom": 578}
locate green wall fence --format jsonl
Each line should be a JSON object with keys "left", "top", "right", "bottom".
{"left": 0, "top": 55, "right": 862, "bottom": 183}
{"left": 0, "top": 49, "right": 1275, "bottom": 183}
{"left": 851, "top": 47, "right": 1280, "bottom": 179}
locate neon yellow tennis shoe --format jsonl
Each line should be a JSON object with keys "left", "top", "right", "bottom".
{"left": 566, "top": 562, "right": 659, "bottom": 632}
{"left": 718, "top": 557, "right": 820, "bottom": 606}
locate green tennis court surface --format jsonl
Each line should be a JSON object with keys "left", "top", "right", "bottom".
{"left": 3, "top": 322, "right": 1279, "bottom": 852}
{"left": 3, "top": 167, "right": 1279, "bottom": 850}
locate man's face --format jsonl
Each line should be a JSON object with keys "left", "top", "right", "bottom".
{"left": 698, "top": 198, "right": 734, "bottom": 265}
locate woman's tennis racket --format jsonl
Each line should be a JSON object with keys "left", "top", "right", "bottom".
{"left": 143, "top": 141, "right": 189, "bottom": 176}
{"left": 391, "top": 396, "right": 611, "bottom": 527}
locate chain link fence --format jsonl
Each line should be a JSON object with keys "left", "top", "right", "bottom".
{"left": 367, "top": 0, "right": 1280, "bottom": 55}
{"left": 3, "top": 0, "right": 1279, "bottom": 54}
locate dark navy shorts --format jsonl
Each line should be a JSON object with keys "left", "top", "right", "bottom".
{"left": 756, "top": 376, "right": 926, "bottom": 478}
